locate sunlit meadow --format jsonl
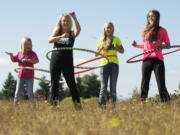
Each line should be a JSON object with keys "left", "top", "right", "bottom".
{"left": 1, "top": 97, "right": 180, "bottom": 135}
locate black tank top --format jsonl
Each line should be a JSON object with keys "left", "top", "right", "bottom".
{"left": 53, "top": 32, "right": 75, "bottom": 57}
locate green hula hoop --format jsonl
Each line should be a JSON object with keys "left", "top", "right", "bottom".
{"left": 46, "top": 47, "right": 109, "bottom": 69}
{"left": 14, "top": 67, "right": 64, "bottom": 83}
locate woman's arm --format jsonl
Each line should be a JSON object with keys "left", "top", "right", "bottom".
{"left": 69, "top": 12, "right": 81, "bottom": 38}
{"left": 48, "top": 26, "right": 66, "bottom": 43}
{"left": 95, "top": 46, "right": 104, "bottom": 57}
{"left": 115, "top": 45, "right": 124, "bottom": 54}
{"left": 132, "top": 40, "right": 144, "bottom": 49}
{"left": 153, "top": 41, "right": 170, "bottom": 49}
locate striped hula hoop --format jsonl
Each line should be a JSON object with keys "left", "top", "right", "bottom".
{"left": 74, "top": 55, "right": 117, "bottom": 74}
{"left": 127, "top": 45, "right": 180, "bottom": 63}
{"left": 14, "top": 67, "right": 64, "bottom": 83}
{"left": 46, "top": 47, "right": 109, "bottom": 69}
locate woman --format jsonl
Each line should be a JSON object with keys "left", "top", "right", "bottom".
{"left": 132, "top": 9, "right": 170, "bottom": 102}
{"left": 96, "top": 22, "right": 124, "bottom": 107}
{"left": 48, "top": 12, "right": 81, "bottom": 109}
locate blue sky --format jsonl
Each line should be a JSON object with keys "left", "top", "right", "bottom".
{"left": 0, "top": 0, "right": 180, "bottom": 98}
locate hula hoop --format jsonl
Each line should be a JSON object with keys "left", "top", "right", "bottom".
{"left": 46, "top": 47, "right": 109, "bottom": 69}
{"left": 14, "top": 67, "right": 49, "bottom": 73}
{"left": 14, "top": 67, "right": 64, "bottom": 83}
{"left": 74, "top": 68, "right": 96, "bottom": 74}
{"left": 74, "top": 55, "right": 117, "bottom": 74}
{"left": 14, "top": 54, "right": 117, "bottom": 79}
{"left": 127, "top": 45, "right": 180, "bottom": 63}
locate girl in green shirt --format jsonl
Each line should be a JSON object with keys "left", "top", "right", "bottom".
{"left": 96, "top": 22, "right": 124, "bottom": 107}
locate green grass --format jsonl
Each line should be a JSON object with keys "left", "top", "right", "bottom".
{"left": 1, "top": 97, "right": 180, "bottom": 135}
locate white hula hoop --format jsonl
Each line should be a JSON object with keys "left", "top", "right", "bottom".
{"left": 14, "top": 67, "right": 65, "bottom": 83}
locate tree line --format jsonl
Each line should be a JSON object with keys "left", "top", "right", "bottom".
{"left": 0, "top": 72, "right": 101, "bottom": 100}
{"left": 1, "top": 73, "right": 180, "bottom": 100}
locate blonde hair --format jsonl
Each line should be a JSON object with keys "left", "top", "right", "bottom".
{"left": 101, "top": 22, "right": 114, "bottom": 41}
{"left": 52, "top": 14, "right": 73, "bottom": 36}
{"left": 100, "top": 22, "right": 114, "bottom": 48}
{"left": 20, "top": 37, "right": 32, "bottom": 52}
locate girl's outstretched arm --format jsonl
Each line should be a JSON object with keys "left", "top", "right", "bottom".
{"left": 5, "top": 52, "right": 15, "bottom": 62}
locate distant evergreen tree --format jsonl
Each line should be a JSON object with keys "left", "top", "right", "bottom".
{"left": 77, "top": 73, "right": 100, "bottom": 98}
{"left": 35, "top": 76, "right": 50, "bottom": 100}
{"left": 63, "top": 87, "right": 71, "bottom": 98}
{"left": 58, "top": 76, "right": 65, "bottom": 101}
{"left": 76, "top": 75, "right": 84, "bottom": 97}
{"left": 35, "top": 75, "right": 65, "bottom": 101}
{"left": 63, "top": 73, "right": 100, "bottom": 99}
{"left": 0, "top": 92, "right": 3, "bottom": 99}
{"left": 1, "top": 72, "right": 16, "bottom": 99}
{"left": 131, "top": 87, "right": 140, "bottom": 99}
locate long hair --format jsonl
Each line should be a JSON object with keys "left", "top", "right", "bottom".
{"left": 101, "top": 22, "right": 114, "bottom": 43}
{"left": 52, "top": 14, "right": 72, "bottom": 37}
{"left": 143, "top": 10, "right": 160, "bottom": 42}
{"left": 20, "top": 37, "right": 32, "bottom": 52}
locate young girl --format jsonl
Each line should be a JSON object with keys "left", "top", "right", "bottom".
{"left": 48, "top": 12, "right": 81, "bottom": 109}
{"left": 5, "top": 37, "right": 39, "bottom": 105}
{"left": 132, "top": 9, "right": 170, "bottom": 102}
{"left": 96, "top": 22, "right": 124, "bottom": 107}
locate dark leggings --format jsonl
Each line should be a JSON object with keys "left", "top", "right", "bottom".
{"left": 141, "top": 58, "right": 170, "bottom": 102}
{"left": 50, "top": 52, "right": 80, "bottom": 103}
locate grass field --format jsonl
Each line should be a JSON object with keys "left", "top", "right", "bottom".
{"left": 0, "top": 97, "right": 180, "bottom": 135}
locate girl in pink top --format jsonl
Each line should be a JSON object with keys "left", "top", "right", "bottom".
{"left": 132, "top": 9, "right": 170, "bottom": 102}
{"left": 6, "top": 37, "right": 39, "bottom": 105}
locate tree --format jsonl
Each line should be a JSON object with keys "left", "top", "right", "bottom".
{"left": 1, "top": 72, "right": 16, "bottom": 99}
{"left": 35, "top": 76, "right": 50, "bottom": 100}
{"left": 58, "top": 76, "right": 66, "bottom": 101}
{"left": 53, "top": 73, "right": 101, "bottom": 99}
{"left": 131, "top": 87, "right": 140, "bottom": 99}
{"left": 76, "top": 75, "right": 84, "bottom": 97}
{"left": 77, "top": 73, "right": 100, "bottom": 98}
{"left": 35, "top": 75, "right": 65, "bottom": 100}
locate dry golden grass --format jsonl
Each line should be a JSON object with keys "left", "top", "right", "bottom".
{"left": 1, "top": 97, "right": 180, "bottom": 135}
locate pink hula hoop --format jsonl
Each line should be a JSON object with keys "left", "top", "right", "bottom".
{"left": 127, "top": 45, "right": 180, "bottom": 63}
{"left": 74, "top": 55, "right": 117, "bottom": 74}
